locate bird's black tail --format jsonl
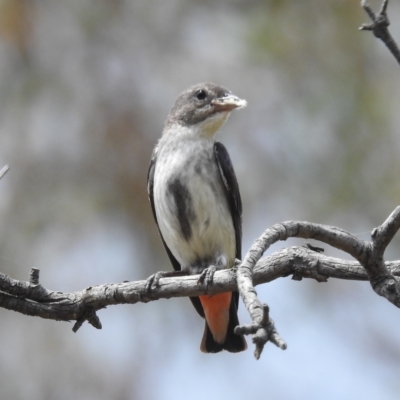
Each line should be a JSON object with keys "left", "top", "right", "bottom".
{"left": 200, "top": 296, "right": 247, "bottom": 353}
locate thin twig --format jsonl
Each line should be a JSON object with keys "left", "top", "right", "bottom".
{"left": 360, "top": 0, "right": 400, "bottom": 65}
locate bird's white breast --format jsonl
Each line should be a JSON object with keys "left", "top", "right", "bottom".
{"left": 153, "top": 134, "right": 235, "bottom": 273}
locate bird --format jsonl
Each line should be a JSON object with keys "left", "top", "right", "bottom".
{"left": 147, "top": 82, "right": 247, "bottom": 353}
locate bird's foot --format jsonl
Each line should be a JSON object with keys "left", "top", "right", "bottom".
{"left": 145, "top": 271, "right": 167, "bottom": 291}
{"left": 231, "top": 258, "right": 242, "bottom": 271}
{"left": 197, "top": 265, "right": 217, "bottom": 288}
{"left": 145, "top": 270, "right": 189, "bottom": 291}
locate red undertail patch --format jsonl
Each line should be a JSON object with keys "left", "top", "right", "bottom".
{"left": 199, "top": 292, "right": 232, "bottom": 343}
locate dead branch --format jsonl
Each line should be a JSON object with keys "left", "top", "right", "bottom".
{"left": 236, "top": 206, "right": 400, "bottom": 359}
{"left": 360, "top": 0, "right": 400, "bottom": 65}
{"left": 1, "top": 207, "right": 400, "bottom": 359}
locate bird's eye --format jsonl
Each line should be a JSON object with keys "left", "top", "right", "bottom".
{"left": 195, "top": 89, "right": 207, "bottom": 100}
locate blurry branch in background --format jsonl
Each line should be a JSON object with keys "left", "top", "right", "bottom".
{"left": 360, "top": 0, "right": 400, "bottom": 65}
{"left": 1, "top": 207, "right": 400, "bottom": 360}
{"left": 0, "top": 165, "right": 10, "bottom": 180}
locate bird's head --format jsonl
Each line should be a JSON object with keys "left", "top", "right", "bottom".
{"left": 164, "top": 83, "right": 247, "bottom": 138}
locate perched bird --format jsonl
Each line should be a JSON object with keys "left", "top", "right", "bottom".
{"left": 147, "top": 83, "right": 247, "bottom": 353}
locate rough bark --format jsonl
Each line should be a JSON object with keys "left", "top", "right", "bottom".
{"left": 1, "top": 208, "right": 400, "bottom": 359}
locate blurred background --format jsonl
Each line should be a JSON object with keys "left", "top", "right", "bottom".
{"left": 1, "top": 0, "right": 400, "bottom": 399}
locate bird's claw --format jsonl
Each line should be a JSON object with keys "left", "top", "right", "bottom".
{"left": 197, "top": 265, "right": 217, "bottom": 288}
{"left": 145, "top": 272, "right": 164, "bottom": 291}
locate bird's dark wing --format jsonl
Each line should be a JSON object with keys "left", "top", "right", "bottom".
{"left": 214, "top": 142, "right": 242, "bottom": 260}
{"left": 147, "top": 149, "right": 205, "bottom": 317}
{"left": 214, "top": 142, "right": 242, "bottom": 309}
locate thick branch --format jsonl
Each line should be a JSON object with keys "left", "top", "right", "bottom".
{"left": 1, "top": 246, "right": 400, "bottom": 322}
{"left": 2, "top": 208, "right": 400, "bottom": 359}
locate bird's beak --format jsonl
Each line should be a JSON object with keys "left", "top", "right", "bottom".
{"left": 211, "top": 94, "right": 247, "bottom": 113}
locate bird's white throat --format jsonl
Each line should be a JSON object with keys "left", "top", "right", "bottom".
{"left": 167, "top": 111, "right": 231, "bottom": 139}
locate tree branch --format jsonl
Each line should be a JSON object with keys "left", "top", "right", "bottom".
{"left": 235, "top": 207, "right": 400, "bottom": 358}
{"left": 1, "top": 207, "right": 400, "bottom": 359}
{"left": 360, "top": 0, "right": 400, "bottom": 65}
